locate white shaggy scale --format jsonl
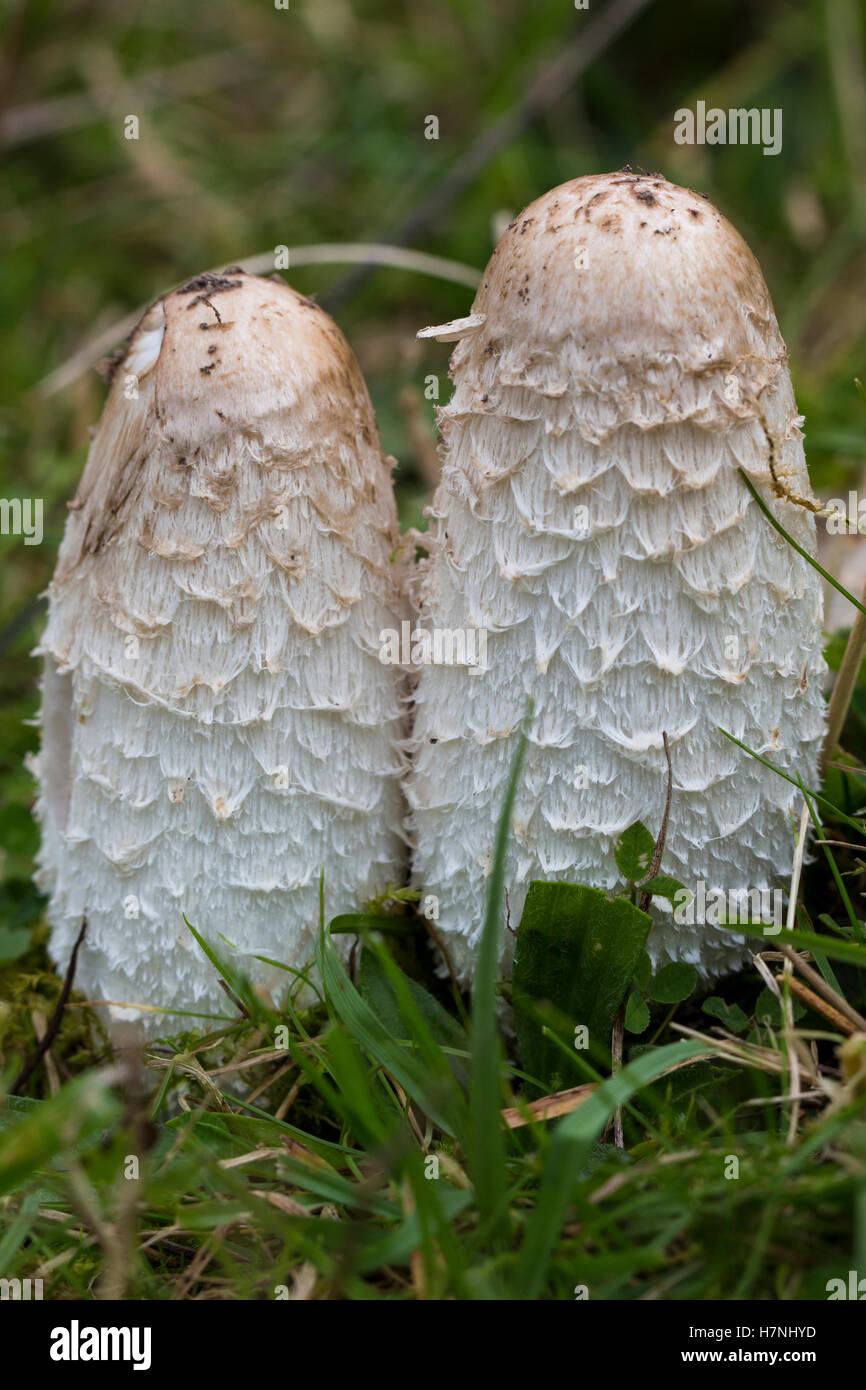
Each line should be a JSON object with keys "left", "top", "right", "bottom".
{"left": 408, "top": 173, "right": 826, "bottom": 984}
{"left": 34, "top": 271, "right": 407, "bottom": 1036}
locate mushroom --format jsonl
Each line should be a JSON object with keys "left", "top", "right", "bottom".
{"left": 408, "top": 172, "right": 826, "bottom": 983}
{"left": 34, "top": 270, "right": 407, "bottom": 1036}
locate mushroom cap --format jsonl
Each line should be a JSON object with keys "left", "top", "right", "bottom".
{"left": 424, "top": 172, "right": 786, "bottom": 414}
{"left": 58, "top": 269, "right": 395, "bottom": 576}
{"left": 113, "top": 268, "right": 370, "bottom": 454}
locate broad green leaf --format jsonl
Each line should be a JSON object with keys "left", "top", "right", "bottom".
{"left": 513, "top": 881, "right": 651, "bottom": 1085}
{"left": 639, "top": 875, "right": 685, "bottom": 903}
{"left": 624, "top": 990, "right": 650, "bottom": 1034}
{"left": 648, "top": 961, "right": 697, "bottom": 1004}
{"left": 702, "top": 996, "right": 750, "bottom": 1033}
{"left": 633, "top": 950, "right": 652, "bottom": 991}
{"left": 358, "top": 946, "right": 468, "bottom": 1083}
{"left": 614, "top": 822, "right": 655, "bottom": 882}
{"left": 754, "top": 987, "right": 805, "bottom": 1026}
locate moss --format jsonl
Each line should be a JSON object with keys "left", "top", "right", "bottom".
{"left": 0, "top": 921, "right": 109, "bottom": 1096}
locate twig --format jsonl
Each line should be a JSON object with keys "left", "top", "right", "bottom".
{"left": 217, "top": 977, "right": 250, "bottom": 1021}
{"left": 780, "top": 955, "right": 802, "bottom": 1145}
{"left": 775, "top": 943, "right": 866, "bottom": 1031}
{"left": 502, "top": 1082, "right": 595, "bottom": 1129}
{"left": 785, "top": 976, "right": 859, "bottom": 1034}
{"left": 11, "top": 917, "right": 86, "bottom": 1095}
{"left": 611, "top": 1008, "right": 625, "bottom": 1149}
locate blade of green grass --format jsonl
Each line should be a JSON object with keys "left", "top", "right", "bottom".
{"left": 738, "top": 468, "right": 866, "bottom": 615}
{"left": 514, "top": 1039, "right": 710, "bottom": 1297}
{"left": 469, "top": 702, "right": 533, "bottom": 1240}
{"left": 719, "top": 728, "right": 866, "bottom": 833}
{"left": 316, "top": 931, "right": 461, "bottom": 1137}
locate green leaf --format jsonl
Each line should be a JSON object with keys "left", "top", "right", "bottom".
{"left": 513, "top": 882, "right": 651, "bottom": 1085}
{"left": 648, "top": 962, "right": 697, "bottom": 1004}
{"left": 738, "top": 468, "right": 866, "bottom": 615}
{"left": 715, "top": 919, "right": 866, "bottom": 969}
{"left": 614, "top": 822, "right": 655, "bottom": 883}
{"left": 0, "top": 1072, "right": 120, "bottom": 1199}
{"left": 701, "top": 996, "right": 750, "bottom": 1033}
{"left": 754, "top": 987, "right": 805, "bottom": 1026}
{"left": 633, "top": 950, "right": 652, "bottom": 991}
{"left": 183, "top": 916, "right": 274, "bottom": 1026}
{"left": 624, "top": 990, "right": 650, "bottom": 1034}
{"left": 358, "top": 946, "right": 468, "bottom": 1069}
{"left": 638, "top": 875, "right": 685, "bottom": 903}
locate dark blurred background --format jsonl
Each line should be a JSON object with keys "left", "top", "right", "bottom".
{"left": 1, "top": 0, "right": 865, "bottom": 913}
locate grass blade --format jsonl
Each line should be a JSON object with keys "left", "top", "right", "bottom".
{"left": 468, "top": 702, "right": 533, "bottom": 1238}
{"left": 515, "top": 1039, "right": 709, "bottom": 1297}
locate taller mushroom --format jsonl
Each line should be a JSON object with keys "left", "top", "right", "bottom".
{"left": 409, "top": 172, "right": 826, "bottom": 983}
{"left": 34, "top": 270, "right": 406, "bottom": 1035}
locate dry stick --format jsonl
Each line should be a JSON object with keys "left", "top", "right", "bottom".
{"left": 217, "top": 976, "right": 250, "bottom": 1021}
{"left": 11, "top": 917, "right": 87, "bottom": 1095}
{"left": 781, "top": 957, "right": 803, "bottom": 1147}
{"left": 820, "top": 572, "right": 866, "bottom": 780}
{"left": 785, "top": 976, "right": 859, "bottom": 1035}
{"left": 776, "top": 943, "right": 866, "bottom": 1031}
{"left": 323, "top": 0, "right": 655, "bottom": 311}
{"left": 611, "top": 1010, "right": 626, "bottom": 1149}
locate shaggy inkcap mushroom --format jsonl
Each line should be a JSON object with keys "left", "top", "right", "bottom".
{"left": 409, "top": 172, "right": 826, "bottom": 983}
{"left": 34, "top": 270, "right": 406, "bottom": 1035}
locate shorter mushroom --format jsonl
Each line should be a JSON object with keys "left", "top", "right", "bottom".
{"left": 34, "top": 270, "right": 407, "bottom": 1036}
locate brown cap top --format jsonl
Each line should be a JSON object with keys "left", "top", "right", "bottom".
{"left": 420, "top": 173, "right": 789, "bottom": 434}
{"left": 111, "top": 269, "right": 368, "bottom": 456}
